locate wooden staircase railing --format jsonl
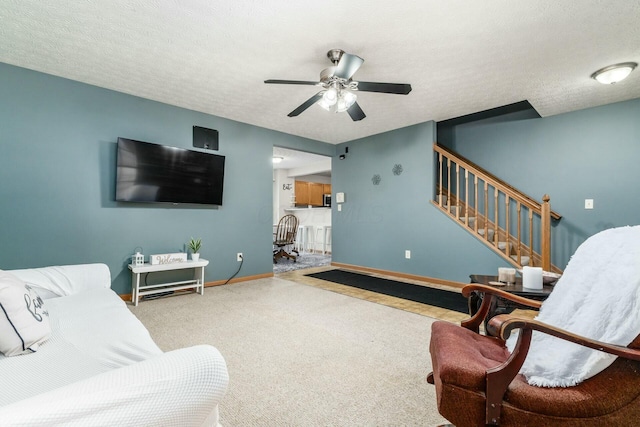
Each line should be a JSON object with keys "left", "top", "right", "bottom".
{"left": 432, "top": 143, "right": 562, "bottom": 273}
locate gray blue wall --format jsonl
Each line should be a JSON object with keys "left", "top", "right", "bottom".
{"left": 0, "top": 63, "right": 334, "bottom": 294}
{"left": 444, "top": 98, "right": 640, "bottom": 268}
{"left": 2, "top": 62, "right": 639, "bottom": 290}
{"left": 331, "top": 122, "right": 508, "bottom": 283}
{"left": 331, "top": 98, "right": 640, "bottom": 282}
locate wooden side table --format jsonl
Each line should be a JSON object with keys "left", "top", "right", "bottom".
{"left": 468, "top": 274, "right": 554, "bottom": 324}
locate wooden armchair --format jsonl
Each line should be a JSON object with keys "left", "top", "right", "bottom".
{"left": 273, "top": 214, "right": 299, "bottom": 263}
{"left": 427, "top": 226, "right": 640, "bottom": 426}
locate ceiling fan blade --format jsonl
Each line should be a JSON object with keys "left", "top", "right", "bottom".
{"left": 333, "top": 53, "right": 364, "bottom": 80}
{"left": 287, "top": 92, "right": 324, "bottom": 117}
{"left": 355, "top": 82, "right": 412, "bottom": 95}
{"left": 265, "top": 79, "right": 319, "bottom": 86}
{"left": 347, "top": 102, "right": 366, "bottom": 121}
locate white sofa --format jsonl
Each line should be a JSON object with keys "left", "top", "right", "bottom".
{"left": 0, "top": 263, "right": 229, "bottom": 426}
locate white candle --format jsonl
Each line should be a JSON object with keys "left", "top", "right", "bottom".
{"left": 522, "top": 266, "right": 543, "bottom": 290}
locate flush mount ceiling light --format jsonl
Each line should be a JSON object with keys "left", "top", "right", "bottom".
{"left": 272, "top": 156, "right": 284, "bottom": 164}
{"left": 591, "top": 62, "right": 637, "bottom": 84}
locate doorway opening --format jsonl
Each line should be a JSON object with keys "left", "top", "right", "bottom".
{"left": 272, "top": 147, "right": 332, "bottom": 274}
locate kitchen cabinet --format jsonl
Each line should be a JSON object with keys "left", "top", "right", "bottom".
{"left": 295, "top": 181, "right": 310, "bottom": 205}
{"left": 295, "top": 181, "right": 328, "bottom": 206}
{"left": 309, "top": 183, "right": 324, "bottom": 206}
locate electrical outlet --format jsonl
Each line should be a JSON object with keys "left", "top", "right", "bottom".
{"left": 237, "top": 253, "right": 243, "bottom": 262}
{"left": 405, "top": 250, "right": 411, "bottom": 259}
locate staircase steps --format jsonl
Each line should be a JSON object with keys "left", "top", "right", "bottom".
{"left": 434, "top": 143, "right": 562, "bottom": 273}
{"left": 459, "top": 216, "right": 476, "bottom": 225}
{"left": 477, "top": 228, "right": 495, "bottom": 240}
{"left": 442, "top": 204, "right": 540, "bottom": 269}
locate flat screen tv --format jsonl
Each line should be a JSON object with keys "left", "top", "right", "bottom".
{"left": 115, "top": 137, "right": 225, "bottom": 206}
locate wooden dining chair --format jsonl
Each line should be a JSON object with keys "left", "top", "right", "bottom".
{"left": 273, "top": 214, "right": 299, "bottom": 263}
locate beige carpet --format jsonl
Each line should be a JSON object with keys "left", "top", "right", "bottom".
{"left": 129, "top": 277, "right": 448, "bottom": 426}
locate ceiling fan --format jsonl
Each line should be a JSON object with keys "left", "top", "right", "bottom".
{"left": 264, "top": 49, "right": 412, "bottom": 121}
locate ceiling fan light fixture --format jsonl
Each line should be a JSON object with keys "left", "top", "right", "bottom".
{"left": 591, "top": 62, "right": 637, "bottom": 84}
{"left": 322, "top": 87, "right": 338, "bottom": 106}
{"left": 336, "top": 90, "right": 357, "bottom": 112}
{"left": 265, "top": 49, "right": 411, "bottom": 121}
{"left": 318, "top": 92, "right": 332, "bottom": 111}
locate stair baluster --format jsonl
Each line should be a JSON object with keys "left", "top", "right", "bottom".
{"left": 432, "top": 143, "right": 562, "bottom": 273}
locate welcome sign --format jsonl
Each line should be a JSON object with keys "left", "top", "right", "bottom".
{"left": 149, "top": 253, "right": 188, "bottom": 265}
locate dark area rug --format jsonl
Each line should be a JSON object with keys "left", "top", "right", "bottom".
{"left": 305, "top": 269, "right": 469, "bottom": 314}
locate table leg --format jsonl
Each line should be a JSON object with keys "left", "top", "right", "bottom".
{"left": 468, "top": 291, "right": 481, "bottom": 316}
{"left": 199, "top": 266, "right": 205, "bottom": 295}
{"left": 132, "top": 271, "right": 140, "bottom": 306}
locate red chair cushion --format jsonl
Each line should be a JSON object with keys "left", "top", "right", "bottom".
{"left": 430, "top": 320, "right": 509, "bottom": 390}
{"left": 430, "top": 320, "right": 640, "bottom": 426}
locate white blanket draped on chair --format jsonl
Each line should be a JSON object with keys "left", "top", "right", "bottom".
{"left": 508, "top": 225, "right": 640, "bottom": 387}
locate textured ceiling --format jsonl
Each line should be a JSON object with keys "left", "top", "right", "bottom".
{"left": 1, "top": 0, "right": 639, "bottom": 144}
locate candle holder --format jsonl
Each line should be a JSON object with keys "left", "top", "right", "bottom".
{"left": 132, "top": 247, "right": 145, "bottom": 266}
{"left": 498, "top": 267, "right": 516, "bottom": 285}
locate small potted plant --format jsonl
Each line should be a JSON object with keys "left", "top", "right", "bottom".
{"left": 188, "top": 237, "right": 202, "bottom": 261}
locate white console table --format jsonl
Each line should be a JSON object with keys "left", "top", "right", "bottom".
{"left": 128, "top": 259, "right": 209, "bottom": 306}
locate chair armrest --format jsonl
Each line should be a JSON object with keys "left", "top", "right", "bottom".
{"left": 460, "top": 284, "right": 542, "bottom": 333}
{"left": 482, "top": 314, "right": 640, "bottom": 425}
{"left": 489, "top": 314, "right": 640, "bottom": 361}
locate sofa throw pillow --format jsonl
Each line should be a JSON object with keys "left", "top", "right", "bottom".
{"left": 0, "top": 270, "right": 51, "bottom": 356}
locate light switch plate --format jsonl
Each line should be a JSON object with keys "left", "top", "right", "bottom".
{"left": 585, "top": 199, "right": 594, "bottom": 209}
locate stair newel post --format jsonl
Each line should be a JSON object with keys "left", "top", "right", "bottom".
{"left": 455, "top": 163, "right": 461, "bottom": 220}
{"left": 505, "top": 195, "right": 510, "bottom": 257}
{"left": 474, "top": 175, "right": 479, "bottom": 233}
{"left": 494, "top": 187, "right": 499, "bottom": 246}
{"left": 437, "top": 151, "right": 444, "bottom": 206}
{"left": 528, "top": 210, "right": 534, "bottom": 266}
{"left": 516, "top": 202, "right": 522, "bottom": 265}
{"left": 464, "top": 169, "right": 469, "bottom": 226}
{"left": 484, "top": 181, "right": 489, "bottom": 242}
{"left": 447, "top": 157, "right": 452, "bottom": 209}
{"left": 541, "top": 194, "right": 551, "bottom": 271}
